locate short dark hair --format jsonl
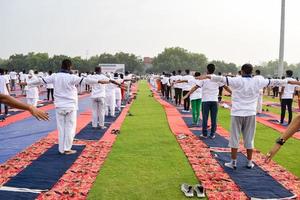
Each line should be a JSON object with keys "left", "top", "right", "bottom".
{"left": 95, "top": 67, "right": 101, "bottom": 74}
{"left": 218, "top": 72, "right": 222, "bottom": 76}
{"left": 255, "top": 69, "right": 261, "bottom": 75}
{"left": 177, "top": 70, "right": 181, "bottom": 74}
{"left": 185, "top": 69, "right": 190, "bottom": 74}
{"left": 172, "top": 71, "right": 176, "bottom": 76}
{"left": 207, "top": 64, "right": 215, "bottom": 74}
{"left": 286, "top": 70, "right": 293, "bottom": 77}
{"left": 114, "top": 73, "right": 118, "bottom": 78}
{"left": 194, "top": 72, "right": 201, "bottom": 77}
{"left": 48, "top": 70, "right": 52, "bottom": 75}
{"left": 61, "top": 59, "right": 72, "bottom": 70}
{"left": 0, "top": 68, "right": 4, "bottom": 75}
{"left": 241, "top": 64, "right": 253, "bottom": 75}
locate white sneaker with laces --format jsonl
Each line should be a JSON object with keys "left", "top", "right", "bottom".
{"left": 225, "top": 161, "right": 237, "bottom": 170}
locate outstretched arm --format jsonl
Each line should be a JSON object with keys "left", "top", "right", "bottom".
{"left": 265, "top": 114, "right": 300, "bottom": 163}
{"left": 0, "top": 94, "right": 49, "bottom": 121}
{"left": 183, "top": 85, "right": 199, "bottom": 100}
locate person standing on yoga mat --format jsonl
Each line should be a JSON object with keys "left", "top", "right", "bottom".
{"left": 189, "top": 72, "right": 202, "bottom": 126}
{"left": 279, "top": 70, "right": 298, "bottom": 125}
{"left": 181, "top": 69, "right": 194, "bottom": 112}
{"left": 90, "top": 67, "right": 110, "bottom": 129}
{"left": 184, "top": 64, "right": 224, "bottom": 139}
{"left": 200, "top": 64, "right": 291, "bottom": 169}
{"left": 22, "top": 59, "right": 120, "bottom": 155}
{"left": 173, "top": 70, "right": 183, "bottom": 106}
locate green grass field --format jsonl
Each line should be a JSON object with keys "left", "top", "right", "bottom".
{"left": 88, "top": 81, "right": 199, "bottom": 200}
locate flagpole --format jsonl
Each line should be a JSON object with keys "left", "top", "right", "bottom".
{"left": 278, "top": 0, "right": 285, "bottom": 77}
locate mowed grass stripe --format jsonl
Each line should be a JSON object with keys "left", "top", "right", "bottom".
{"left": 88, "top": 81, "right": 198, "bottom": 200}
{"left": 218, "top": 107, "right": 300, "bottom": 177}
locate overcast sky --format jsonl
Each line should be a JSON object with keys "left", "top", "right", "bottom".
{"left": 1, "top": 0, "right": 300, "bottom": 65}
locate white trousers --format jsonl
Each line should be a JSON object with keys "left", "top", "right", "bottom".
{"left": 56, "top": 108, "right": 77, "bottom": 153}
{"left": 105, "top": 94, "right": 116, "bottom": 117}
{"left": 27, "top": 98, "right": 38, "bottom": 107}
{"left": 116, "top": 99, "right": 121, "bottom": 111}
{"left": 257, "top": 94, "right": 263, "bottom": 113}
{"left": 91, "top": 97, "right": 105, "bottom": 127}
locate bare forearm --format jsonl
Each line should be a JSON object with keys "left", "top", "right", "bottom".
{"left": 281, "top": 115, "right": 300, "bottom": 141}
{"left": 0, "top": 94, "right": 31, "bottom": 111}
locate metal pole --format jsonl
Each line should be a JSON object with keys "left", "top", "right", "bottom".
{"left": 278, "top": 0, "right": 285, "bottom": 77}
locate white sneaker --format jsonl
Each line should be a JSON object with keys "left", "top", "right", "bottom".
{"left": 194, "top": 184, "right": 205, "bottom": 198}
{"left": 225, "top": 162, "right": 237, "bottom": 170}
{"left": 247, "top": 161, "right": 255, "bottom": 169}
{"left": 180, "top": 183, "right": 194, "bottom": 197}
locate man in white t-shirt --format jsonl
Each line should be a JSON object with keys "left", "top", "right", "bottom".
{"left": 280, "top": 70, "right": 299, "bottom": 124}
{"left": 174, "top": 70, "right": 183, "bottom": 106}
{"left": 0, "top": 68, "right": 10, "bottom": 118}
{"left": 19, "top": 70, "right": 27, "bottom": 96}
{"left": 9, "top": 69, "right": 17, "bottom": 91}
{"left": 181, "top": 69, "right": 194, "bottom": 112}
{"left": 90, "top": 67, "right": 110, "bottom": 129}
{"left": 185, "top": 64, "right": 224, "bottom": 138}
{"left": 204, "top": 64, "right": 290, "bottom": 169}
{"left": 253, "top": 70, "right": 264, "bottom": 114}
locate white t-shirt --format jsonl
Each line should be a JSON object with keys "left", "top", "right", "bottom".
{"left": 182, "top": 75, "right": 194, "bottom": 91}
{"left": 161, "top": 76, "right": 169, "bottom": 85}
{"left": 253, "top": 75, "right": 265, "bottom": 94}
{"left": 9, "top": 71, "right": 17, "bottom": 80}
{"left": 30, "top": 72, "right": 99, "bottom": 109}
{"left": 282, "top": 77, "right": 298, "bottom": 99}
{"left": 90, "top": 74, "right": 109, "bottom": 98}
{"left": 188, "top": 79, "right": 202, "bottom": 100}
{"left": 20, "top": 73, "right": 28, "bottom": 82}
{"left": 114, "top": 78, "right": 123, "bottom": 100}
{"left": 196, "top": 75, "right": 224, "bottom": 102}
{"left": 0, "top": 75, "right": 9, "bottom": 95}
{"left": 173, "top": 75, "right": 182, "bottom": 89}
{"left": 211, "top": 76, "right": 287, "bottom": 116}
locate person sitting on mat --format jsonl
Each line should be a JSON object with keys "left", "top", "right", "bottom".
{"left": 196, "top": 63, "right": 292, "bottom": 169}
{"left": 0, "top": 93, "right": 49, "bottom": 121}
{"left": 22, "top": 59, "right": 121, "bottom": 155}
{"left": 265, "top": 114, "right": 300, "bottom": 163}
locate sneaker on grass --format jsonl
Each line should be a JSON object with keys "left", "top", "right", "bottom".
{"left": 180, "top": 183, "right": 194, "bottom": 197}
{"left": 194, "top": 184, "right": 205, "bottom": 198}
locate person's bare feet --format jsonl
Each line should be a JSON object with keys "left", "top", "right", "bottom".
{"left": 64, "top": 150, "right": 77, "bottom": 155}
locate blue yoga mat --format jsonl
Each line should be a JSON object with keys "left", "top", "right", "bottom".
{"left": 213, "top": 151, "right": 295, "bottom": 199}
{"left": 0, "top": 144, "right": 85, "bottom": 199}
{"left": 0, "top": 97, "right": 90, "bottom": 164}
{"left": 75, "top": 109, "right": 123, "bottom": 141}
{"left": 191, "top": 129, "right": 229, "bottom": 148}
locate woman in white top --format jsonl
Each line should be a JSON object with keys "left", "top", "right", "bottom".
{"left": 26, "top": 70, "right": 39, "bottom": 107}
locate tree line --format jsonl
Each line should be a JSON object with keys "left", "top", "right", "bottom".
{"left": 0, "top": 47, "right": 299, "bottom": 76}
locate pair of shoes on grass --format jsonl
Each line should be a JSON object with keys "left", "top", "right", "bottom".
{"left": 181, "top": 183, "right": 205, "bottom": 198}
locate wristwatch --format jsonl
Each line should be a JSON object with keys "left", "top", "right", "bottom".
{"left": 276, "top": 138, "right": 286, "bottom": 145}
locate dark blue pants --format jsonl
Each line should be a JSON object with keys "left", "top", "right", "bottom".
{"left": 202, "top": 101, "right": 218, "bottom": 136}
